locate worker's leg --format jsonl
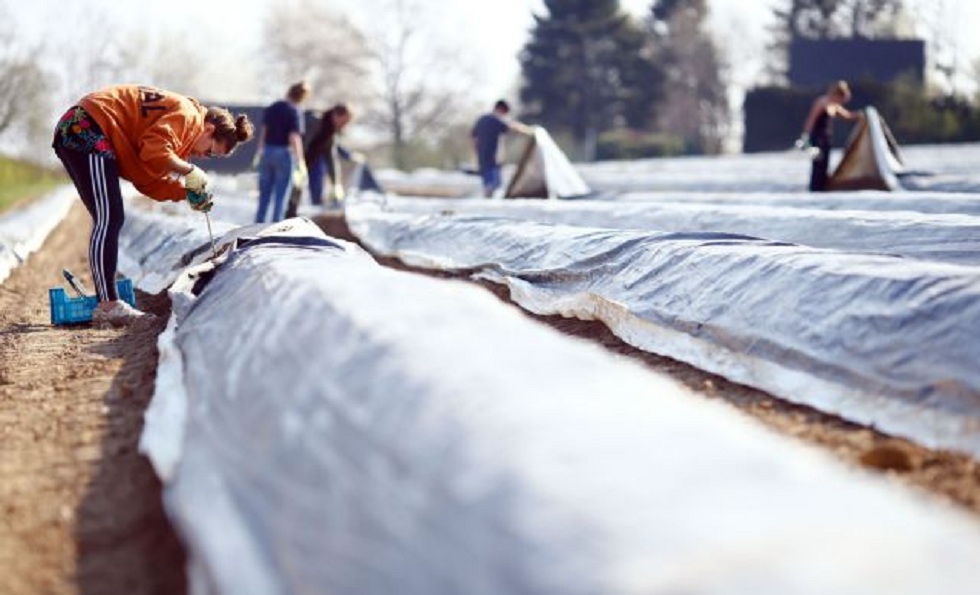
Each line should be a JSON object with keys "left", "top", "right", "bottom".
{"left": 53, "top": 146, "right": 125, "bottom": 302}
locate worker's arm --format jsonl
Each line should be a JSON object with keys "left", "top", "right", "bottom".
{"left": 831, "top": 104, "right": 862, "bottom": 121}
{"left": 289, "top": 131, "right": 308, "bottom": 186}
{"left": 801, "top": 97, "right": 827, "bottom": 136}
{"left": 509, "top": 120, "right": 534, "bottom": 136}
{"left": 251, "top": 127, "right": 266, "bottom": 168}
{"left": 289, "top": 131, "right": 305, "bottom": 166}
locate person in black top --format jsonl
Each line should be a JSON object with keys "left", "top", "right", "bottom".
{"left": 305, "top": 103, "right": 355, "bottom": 210}
{"left": 798, "top": 80, "right": 862, "bottom": 192}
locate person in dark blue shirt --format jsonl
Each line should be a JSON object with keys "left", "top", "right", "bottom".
{"left": 254, "top": 81, "right": 310, "bottom": 222}
{"left": 471, "top": 100, "right": 531, "bottom": 197}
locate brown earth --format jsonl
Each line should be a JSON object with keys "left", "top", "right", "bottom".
{"left": 1, "top": 204, "right": 978, "bottom": 593}
{"left": 0, "top": 203, "right": 184, "bottom": 595}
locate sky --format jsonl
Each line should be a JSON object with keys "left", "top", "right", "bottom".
{"left": 7, "top": 0, "right": 978, "bottom": 95}
{"left": 3, "top": 0, "right": 979, "bottom": 148}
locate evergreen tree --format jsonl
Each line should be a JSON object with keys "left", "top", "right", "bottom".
{"left": 519, "top": 0, "right": 663, "bottom": 160}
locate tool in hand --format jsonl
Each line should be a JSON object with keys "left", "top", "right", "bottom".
{"left": 204, "top": 211, "right": 218, "bottom": 259}
{"left": 62, "top": 269, "right": 88, "bottom": 297}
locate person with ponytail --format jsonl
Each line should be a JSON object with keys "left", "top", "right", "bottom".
{"left": 52, "top": 84, "right": 254, "bottom": 325}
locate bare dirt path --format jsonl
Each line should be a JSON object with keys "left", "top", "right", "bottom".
{"left": 0, "top": 203, "right": 184, "bottom": 594}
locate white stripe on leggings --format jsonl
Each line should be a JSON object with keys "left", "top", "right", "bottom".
{"left": 89, "top": 153, "right": 110, "bottom": 300}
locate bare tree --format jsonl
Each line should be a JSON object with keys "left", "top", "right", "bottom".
{"left": 649, "top": 0, "right": 730, "bottom": 154}
{"left": 115, "top": 31, "right": 208, "bottom": 99}
{"left": 0, "top": 4, "right": 51, "bottom": 157}
{"left": 260, "top": 0, "right": 371, "bottom": 107}
{"left": 360, "top": 0, "right": 478, "bottom": 169}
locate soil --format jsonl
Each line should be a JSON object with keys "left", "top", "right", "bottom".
{"left": 1, "top": 205, "right": 977, "bottom": 593}
{"left": 0, "top": 203, "right": 184, "bottom": 595}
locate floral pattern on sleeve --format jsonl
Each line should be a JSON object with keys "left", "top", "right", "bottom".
{"left": 54, "top": 106, "right": 117, "bottom": 159}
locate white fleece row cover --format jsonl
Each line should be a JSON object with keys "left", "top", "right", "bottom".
{"left": 346, "top": 200, "right": 980, "bottom": 458}
{"left": 365, "top": 196, "right": 980, "bottom": 266}
{"left": 0, "top": 185, "right": 75, "bottom": 284}
{"left": 613, "top": 190, "right": 980, "bottom": 217}
{"left": 576, "top": 143, "right": 980, "bottom": 193}
{"left": 118, "top": 206, "right": 980, "bottom": 595}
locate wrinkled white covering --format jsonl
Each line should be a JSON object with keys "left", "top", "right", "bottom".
{"left": 532, "top": 127, "right": 591, "bottom": 197}
{"left": 116, "top": 200, "right": 237, "bottom": 294}
{"left": 364, "top": 196, "right": 980, "bottom": 266}
{"left": 577, "top": 143, "right": 980, "bottom": 193}
{"left": 613, "top": 190, "right": 980, "bottom": 216}
{"left": 576, "top": 143, "right": 980, "bottom": 194}
{"left": 371, "top": 143, "right": 980, "bottom": 198}
{"left": 507, "top": 128, "right": 590, "bottom": 198}
{"left": 347, "top": 200, "right": 980, "bottom": 457}
{"left": 117, "top": 206, "right": 980, "bottom": 595}
{"left": 0, "top": 185, "right": 75, "bottom": 284}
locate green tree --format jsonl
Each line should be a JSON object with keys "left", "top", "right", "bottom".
{"left": 519, "top": 0, "right": 663, "bottom": 161}
{"left": 647, "top": 0, "right": 730, "bottom": 153}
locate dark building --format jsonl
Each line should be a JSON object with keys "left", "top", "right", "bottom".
{"left": 742, "top": 38, "right": 925, "bottom": 152}
{"left": 789, "top": 38, "right": 925, "bottom": 87}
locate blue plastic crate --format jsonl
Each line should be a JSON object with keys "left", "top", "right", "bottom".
{"left": 49, "top": 278, "right": 136, "bottom": 325}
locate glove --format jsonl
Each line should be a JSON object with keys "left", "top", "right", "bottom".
{"left": 186, "top": 188, "right": 213, "bottom": 213}
{"left": 350, "top": 151, "right": 365, "bottom": 164}
{"left": 184, "top": 165, "right": 209, "bottom": 192}
{"left": 794, "top": 133, "right": 812, "bottom": 151}
{"left": 292, "top": 162, "right": 308, "bottom": 187}
{"left": 330, "top": 182, "right": 346, "bottom": 202}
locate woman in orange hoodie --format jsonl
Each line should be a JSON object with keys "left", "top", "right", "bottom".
{"left": 52, "top": 85, "right": 254, "bottom": 325}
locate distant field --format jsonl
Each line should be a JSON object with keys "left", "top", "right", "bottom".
{"left": 0, "top": 156, "right": 66, "bottom": 214}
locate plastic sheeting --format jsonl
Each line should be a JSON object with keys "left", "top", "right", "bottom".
{"left": 346, "top": 200, "right": 980, "bottom": 458}
{"left": 119, "top": 206, "right": 980, "bottom": 595}
{"left": 827, "top": 106, "right": 905, "bottom": 191}
{"left": 368, "top": 142, "right": 980, "bottom": 198}
{"left": 613, "top": 190, "right": 980, "bottom": 216}
{"left": 505, "top": 128, "right": 591, "bottom": 199}
{"left": 577, "top": 143, "right": 980, "bottom": 193}
{"left": 0, "top": 185, "right": 75, "bottom": 284}
{"left": 369, "top": 196, "right": 980, "bottom": 266}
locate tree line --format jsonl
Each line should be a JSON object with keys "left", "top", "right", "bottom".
{"left": 521, "top": 0, "right": 980, "bottom": 158}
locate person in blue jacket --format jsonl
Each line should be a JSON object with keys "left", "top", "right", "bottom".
{"left": 471, "top": 100, "right": 532, "bottom": 198}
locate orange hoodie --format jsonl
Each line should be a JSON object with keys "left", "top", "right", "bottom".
{"left": 79, "top": 85, "right": 207, "bottom": 201}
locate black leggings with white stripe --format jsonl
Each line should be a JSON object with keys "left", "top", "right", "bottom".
{"left": 53, "top": 145, "right": 124, "bottom": 302}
